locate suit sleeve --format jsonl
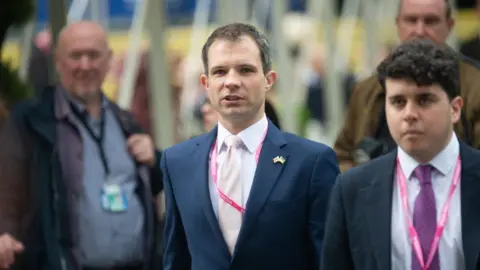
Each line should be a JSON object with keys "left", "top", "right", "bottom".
{"left": 320, "top": 173, "right": 355, "bottom": 270}
{"left": 0, "top": 116, "right": 31, "bottom": 240}
{"left": 161, "top": 150, "right": 191, "bottom": 270}
{"left": 308, "top": 147, "right": 340, "bottom": 267}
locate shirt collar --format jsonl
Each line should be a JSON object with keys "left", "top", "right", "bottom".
{"left": 56, "top": 86, "right": 108, "bottom": 119}
{"left": 397, "top": 132, "right": 459, "bottom": 179}
{"left": 217, "top": 115, "right": 268, "bottom": 154}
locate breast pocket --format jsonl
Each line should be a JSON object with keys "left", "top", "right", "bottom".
{"left": 266, "top": 170, "right": 309, "bottom": 202}
{"left": 266, "top": 193, "right": 307, "bottom": 206}
{"left": 260, "top": 195, "right": 308, "bottom": 221}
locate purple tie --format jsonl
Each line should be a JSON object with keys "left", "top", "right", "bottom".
{"left": 411, "top": 165, "right": 440, "bottom": 270}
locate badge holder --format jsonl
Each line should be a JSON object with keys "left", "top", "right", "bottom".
{"left": 101, "top": 182, "right": 128, "bottom": 212}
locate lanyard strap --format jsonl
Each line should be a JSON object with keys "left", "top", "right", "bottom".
{"left": 70, "top": 104, "right": 110, "bottom": 175}
{"left": 210, "top": 126, "right": 268, "bottom": 214}
{"left": 396, "top": 156, "right": 461, "bottom": 269}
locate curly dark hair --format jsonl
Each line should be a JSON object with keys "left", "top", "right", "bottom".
{"left": 201, "top": 23, "right": 272, "bottom": 75}
{"left": 377, "top": 39, "right": 459, "bottom": 100}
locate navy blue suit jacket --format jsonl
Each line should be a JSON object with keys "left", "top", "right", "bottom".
{"left": 161, "top": 122, "right": 339, "bottom": 270}
{"left": 321, "top": 142, "right": 480, "bottom": 270}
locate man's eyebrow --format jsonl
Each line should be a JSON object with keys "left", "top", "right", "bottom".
{"left": 388, "top": 94, "right": 404, "bottom": 100}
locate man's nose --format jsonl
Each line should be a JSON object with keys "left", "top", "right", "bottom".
{"left": 224, "top": 71, "right": 241, "bottom": 88}
{"left": 404, "top": 101, "right": 419, "bottom": 121}
{"left": 79, "top": 55, "right": 93, "bottom": 69}
{"left": 412, "top": 21, "right": 427, "bottom": 37}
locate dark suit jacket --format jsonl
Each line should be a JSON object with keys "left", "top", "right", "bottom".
{"left": 161, "top": 121, "right": 339, "bottom": 270}
{"left": 0, "top": 88, "right": 163, "bottom": 270}
{"left": 321, "top": 142, "right": 480, "bottom": 270}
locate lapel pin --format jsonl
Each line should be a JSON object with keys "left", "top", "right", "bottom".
{"left": 273, "top": 156, "right": 286, "bottom": 164}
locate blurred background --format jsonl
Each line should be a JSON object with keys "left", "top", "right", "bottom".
{"left": 1, "top": 0, "right": 479, "bottom": 150}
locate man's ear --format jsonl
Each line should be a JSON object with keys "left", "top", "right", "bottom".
{"left": 265, "top": 70, "right": 277, "bottom": 91}
{"left": 450, "top": 96, "right": 463, "bottom": 124}
{"left": 200, "top": 73, "right": 209, "bottom": 91}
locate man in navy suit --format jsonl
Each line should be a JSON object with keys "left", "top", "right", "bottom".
{"left": 161, "top": 23, "right": 339, "bottom": 270}
{"left": 321, "top": 39, "right": 480, "bottom": 270}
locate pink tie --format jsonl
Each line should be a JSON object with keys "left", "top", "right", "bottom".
{"left": 412, "top": 165, "right": 439, "bottom": 270}
{"left": 218, "top": 135, "right": 243, "bottom": 254}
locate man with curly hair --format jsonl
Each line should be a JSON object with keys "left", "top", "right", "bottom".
{"left": 321, "top": 39, "right": 480, "bottom": 270}
{"left": 334, "top": 0, "right": 480, "bottom": 172}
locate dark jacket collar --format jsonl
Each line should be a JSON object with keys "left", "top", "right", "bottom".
{"left": 25, "top": 87, "right": 143, "bottom": 145}
{"left": 363, "top": 141, "right": 480, "bottom": 270}
{"left": 55, "top": 86, "right": 110, "bottom": 121}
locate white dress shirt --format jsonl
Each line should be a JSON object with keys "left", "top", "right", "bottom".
{"left": 209, "top": 115, "right": 268, "bottom": 217}
{"left": 391, "top": 133, "right": 465, "bottom": 270}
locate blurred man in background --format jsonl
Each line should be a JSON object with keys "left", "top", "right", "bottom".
{"left": 0, "top": 21, "right": 163, "bottom": 270}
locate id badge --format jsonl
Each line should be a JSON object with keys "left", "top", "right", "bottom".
{"left": 101, "top": 183, "right": 128, "bottom": 212}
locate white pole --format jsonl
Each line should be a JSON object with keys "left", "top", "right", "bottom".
{"left": 333, "top": 0, "right": 361, "bottom": 72}
{"left": 18, "top": 21, "right": 36, "bottom": 81}
{"left": 361, "top": 0, "right": 379, "bottom": 74}
{"left": 146, "top": 0, "right": 175, "bottom": 149}
{"left": 179, "top": 0, "right": 212, "bottom": 138}
{"left": 271, "top": 0, "right": 296, "bottom": 133}
{"left": 322, "top": 0, "right": 344, "bottom": 145}
{"left": 117, "top": 0, "right": 149, "bottom": 109}
{"left": 67, "top": 0, "right": 90, "bottom": 23}
{"left": 250, "top": 0, "right": 272, "bottom": 30}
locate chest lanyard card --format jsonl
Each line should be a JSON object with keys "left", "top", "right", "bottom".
{"left": 101, "top": 182, "right": 128, "bottom": 212}
{"left": 70, "top": 106, "right": 128, "bottom": 212}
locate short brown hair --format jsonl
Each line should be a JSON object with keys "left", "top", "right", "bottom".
{"left": 201, "top": 23, "right": 272, "bottom": 75}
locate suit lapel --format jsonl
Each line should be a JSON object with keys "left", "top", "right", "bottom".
{"left": 363, "top": 152, "right": 395, "bottom": 270}
{"left": 193, "top": 127, "right": 231, "bottom": 255}
{"left": 233, "top": 124, "right": 288, "bottom": 256}
{"left": 460, "top": 144, "right": 480, "bottom": 270}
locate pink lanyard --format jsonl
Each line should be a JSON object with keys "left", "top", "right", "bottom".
{"left": 209, "top": 127, "right": 268, "bottom": 214}
{"left": 396, "top": 156, "right": 461, "bottom": 270}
